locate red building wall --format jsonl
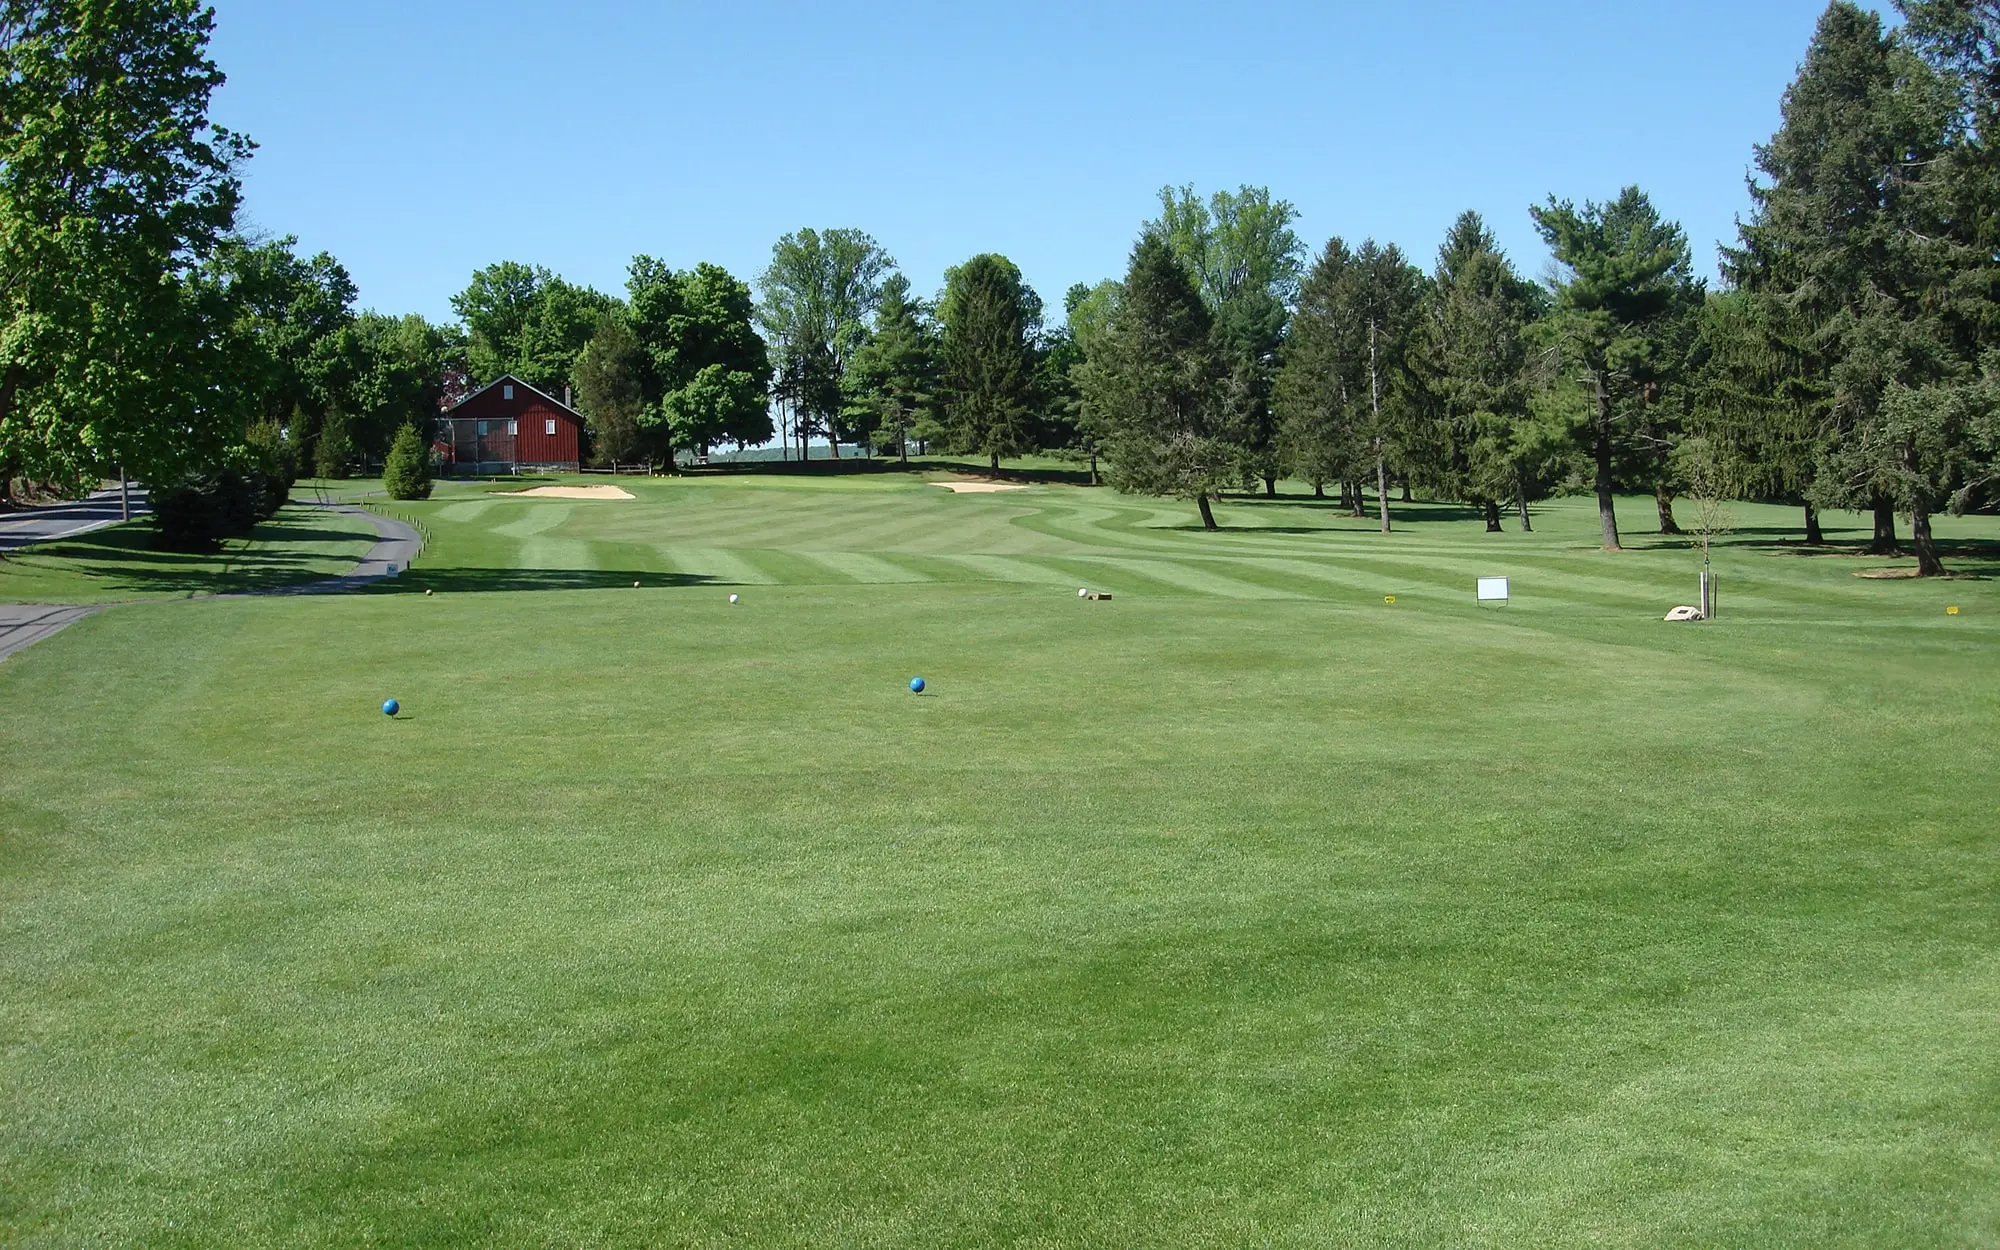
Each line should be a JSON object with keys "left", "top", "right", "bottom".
{"left": 444, "top": 378, "right": 584, "bottom": 468}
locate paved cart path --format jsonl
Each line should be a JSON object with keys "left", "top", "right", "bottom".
{"left": 0, "top": 604, "right": 103, "bottom": 662}
{"left": 0, "top": 486, "right": 149, "bottom": 552}
{"left": 0, "top": 505, "right": 422, "bottom": 662}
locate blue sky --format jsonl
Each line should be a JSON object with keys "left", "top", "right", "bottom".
{"left": 208, "top": 0, "right": 1840, "bottom": 324}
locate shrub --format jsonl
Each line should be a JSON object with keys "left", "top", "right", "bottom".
{"left": 152, "top": 448, "right": 276, "bottom": 551}
{"left": 243, "top": 419, "right": 297, "bottom": 518}
{"left": 383, "top": 424, "right": 433, "bottom": 500}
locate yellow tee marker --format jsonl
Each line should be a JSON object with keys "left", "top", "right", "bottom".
{"left": 1947, "top": 606, "right": 1961, "bottom": 615}
{"left": 1384, "top": 595, "right": 1397, "bottom": 604}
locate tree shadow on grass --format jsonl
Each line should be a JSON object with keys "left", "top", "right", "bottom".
{"left": 1628, "top": 528, "right": 2000, "bottom": 578}
{"left": 1215, "top": 496, "right": 1500, "bottom": 524}
{"left": 689, "top": 458, "right": 1097, "bottom": 486}
{"left": 0, "top": 520, "right": 373, "bottom": 597}
{"left": 372, "top": 569, "right": 716, "bottom": 594}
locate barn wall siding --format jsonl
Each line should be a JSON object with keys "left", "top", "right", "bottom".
{"left": 439, "top": 377, "right": 586, "bottom": 471}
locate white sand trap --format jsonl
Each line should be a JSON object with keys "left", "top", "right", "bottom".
{"left": 501, "top": 485, "right": 634, "bottom": 500}
{"left": 934, "top": 481, "right": 1030, "bottom": 493}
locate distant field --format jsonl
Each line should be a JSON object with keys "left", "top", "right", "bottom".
{"left": 2, "top": 470, "right": 1996, "bottom": 1246}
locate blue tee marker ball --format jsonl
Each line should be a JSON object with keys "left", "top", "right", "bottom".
{"left": 382, "top": 698, "right": 400, "bottom": 717}
{"left": 909, "top": 677, "right": 926, "bottom": 694}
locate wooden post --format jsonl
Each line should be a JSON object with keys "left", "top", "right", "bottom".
{"left": 120, "top": 466, "right": 129, "bottom": 521}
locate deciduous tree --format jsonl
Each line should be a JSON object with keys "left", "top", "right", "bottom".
{"left": 756, "top": 228, "right": 894, "bottom": 459}
{"left": 0, "top": 0, "right": 252, "bottom": 495}
{"left": 628, "top": 259, "right": 771, "bottom": 458}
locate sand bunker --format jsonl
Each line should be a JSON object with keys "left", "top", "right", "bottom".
{"left": 934, "top": 481, "right": 1030, "bottom": 494}
{"left": 500, "top": 485, "right": 634, "bottom": 500}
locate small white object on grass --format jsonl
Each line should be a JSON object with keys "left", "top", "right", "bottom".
{"left": 1477, "top": 577, "right": 1509, "bottom": 603}
{"left": 1664, "top": 605, "right": 1705, "bottom": 622}
{"left": 1078, "top": 587, "right": 1088, "bottom": 597}
{"left": 633, "top": 581, "right": 641, "bottom": 587}
{"left": 729, "top": 593, "right": 740, "bottom": 604}
{"left": 424, "top": 588, "right": 433, "bottom": 596}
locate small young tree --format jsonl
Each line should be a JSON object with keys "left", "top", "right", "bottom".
{"left": 383, "top": 424, "right": 433, "bottom": 500}
{"left": 1674, "top": 434, "right": 1737, "bottom": 615}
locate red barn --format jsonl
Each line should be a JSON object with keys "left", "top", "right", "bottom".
{"left": 438, "top": 375, "right": 587, "bottom": 474}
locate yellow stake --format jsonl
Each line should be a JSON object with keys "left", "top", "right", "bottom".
{"left": 1384, "top": 595, "right": 1397, "bottom": 604}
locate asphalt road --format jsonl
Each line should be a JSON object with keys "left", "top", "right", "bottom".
{"left": 0, "top": 485, "right": 148, "bottom": 553}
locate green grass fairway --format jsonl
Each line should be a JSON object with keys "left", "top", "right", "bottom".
{"left": 3, "top": 473, "right": 1997, "bottom": 1245}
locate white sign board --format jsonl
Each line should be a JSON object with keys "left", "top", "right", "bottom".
{"left": 1477, "top": 577, "right": 1509, "bottom": 603}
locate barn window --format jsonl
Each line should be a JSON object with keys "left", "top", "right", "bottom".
{"left": 507, "top": 419, "right": 517, "bottom": 435}
{"left": 545, "top": 418, "right": 557, "bottom": 435}
{"left": 503, "top": 384, "right": 514, "bottom": 400}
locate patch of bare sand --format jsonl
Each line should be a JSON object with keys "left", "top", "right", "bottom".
{"left": 934, "top": 481, "right": 1030, "bottom": 494}
{"left": 500, "top": 485, "right": 634, "bottom": 500}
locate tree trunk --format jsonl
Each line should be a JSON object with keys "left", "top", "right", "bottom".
{"left": 1483, "top": 499, "right": 1502, "bottom": 532}
{"left": 1592, "top": 373, "right": 1621, "bottom": 550}
{"left": 898, "top": 439, "right": 908, "bottom": 465}
{"left": 990, "top": 449, "right": 1000, "bottom": 472}
{"left": 1313, "top": 482, "right": 1324, "bottom": 499}
{"left": 1089, "top": 449, "right": 1098, "bottom": 486}
{"left": 1867, "top": 499, "right": 1899, "bottom": 555}
{"left": 1196, "top": 492, "right": 1218, "bottom": 531}
{"left": 829, "top": 431, "right": 842, "bottom": 460}
{"left": 1264, "top": 473, "right": 1277, "bottom": 498}
{"left": 1375, "top": 448, "right": 1391, "bottom": 533}
{"left": 1350, "top": 482, "right": 1365, "bottom": 519}
{"left": 1401, "top": 480, "right": 1412, "bottom": 503}
{"left": 1911, "top": 506, "right": 1946, "bottom": 576}
{"left": 1803, "top": 503, "right": 1822, "bottom": 545}
{"left": 1516, "top": 473, "right": 1533, "bottom": 531}
{"left": 1655, "top": 483, "right": 1683, "bottom": 535}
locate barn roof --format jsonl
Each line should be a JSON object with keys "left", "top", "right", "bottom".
{"left": 446, "top": 374, "right": 586, "bottom": 421}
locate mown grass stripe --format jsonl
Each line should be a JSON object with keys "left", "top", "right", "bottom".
{"left": 664, "top": 547, "right": 780, "bottom": 585}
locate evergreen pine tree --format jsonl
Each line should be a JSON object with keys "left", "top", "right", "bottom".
{"left": 1407, "top": 212, "right": 1552, "bottom": 531}
{"left": 1081, "top": 232, "right": 1233, "bottom": 529}
{"left": 1726, "top": 3, "right": 1958, "bottom": 564}
{"left": 846, "top": 275, "right": 939, "bottom": 463}
{"left": 1530, "top": 187, "right": 1702, "bottom": 551}
{"left": 574, "top": 313, "right": 648, "bottom": 464}
{"left": 383, "top": 423, "right": 432, "bottom": 500}
{"left": 1275, "top": 239, "right": 1363, "bottom": 500}
{"left": 939, "top": 255, "right": 1039, "bottom": 471}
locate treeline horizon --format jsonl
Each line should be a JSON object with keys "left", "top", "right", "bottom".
{"left": 4, "top": 0, "right": 1996, "bottom": 573}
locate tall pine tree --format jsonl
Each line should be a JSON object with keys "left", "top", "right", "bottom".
{"left": 1082, "top": 232, "right": 1233, "bottom": 530}
{"left": 1408, "top": 212, "right": 1551, "bottom": 531}
{"left": 938, "top": 254, "right": 1040, "bottom": 471}
{"left": 1531, "top": 187, "right": 1702, "bottom": 551}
